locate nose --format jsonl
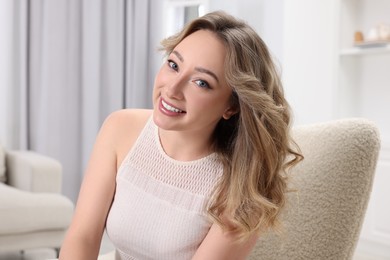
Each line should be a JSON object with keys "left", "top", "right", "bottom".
{"left": 166, "top": 76, "right": 186, "bottom": 100}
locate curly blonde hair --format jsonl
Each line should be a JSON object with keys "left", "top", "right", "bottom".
{"left": 160, "top": 11, "right": 303, "bottom": 241}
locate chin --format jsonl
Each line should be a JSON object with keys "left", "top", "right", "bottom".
{"left": 152, "top": 111, "right": 182, "bottom": 132}
{"left": 152, "top": 111, "right": 166, "bottom": 129}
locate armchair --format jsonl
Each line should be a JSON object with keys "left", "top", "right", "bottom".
{"left": 0, "top": 145, "right": 74, "bottom": 254}
{"left": 249, "top": 118, "right": 381, "bottom": 259}
{"left": 97, "top": 118, "right": 380, "bottom": 259}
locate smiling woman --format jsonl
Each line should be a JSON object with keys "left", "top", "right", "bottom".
{"left": 153, "top": 29, "right": 234, "bottom": 148}
{"left": 59, "top": 11, "right": 302, "bottom": 260}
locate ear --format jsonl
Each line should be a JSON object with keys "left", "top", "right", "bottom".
{"left": 222, "top": 106, "right": 238, "bottom": 120}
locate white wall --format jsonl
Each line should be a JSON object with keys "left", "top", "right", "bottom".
{"left": 282, "top": 0, "right": 339, "bottom": 125}
{"left": 210, "top": 0, "right": 285, "bottom": 66}
{"left": 211, "top": 0, "right": 341, "bottom": 126}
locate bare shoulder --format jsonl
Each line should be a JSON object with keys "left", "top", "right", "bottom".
{"left": 103, "top": 109, "right": 152, "bottom": 131}
{"left": 101, "top": 109, "right": 153, "bottom": 167}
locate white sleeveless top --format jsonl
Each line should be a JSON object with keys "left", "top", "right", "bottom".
{"left": 106, "top": 116, "right": 224, "bottom": 260}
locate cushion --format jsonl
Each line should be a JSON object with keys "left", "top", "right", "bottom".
{"left": 0, "top": 144, "right": 6, "bottom": 183}
{"left": 0, "top": 183, "right": 74, "bottom": 234}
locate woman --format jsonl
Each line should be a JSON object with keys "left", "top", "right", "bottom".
{"left": 59, "top": 11, "right": 302, "bottom": 260}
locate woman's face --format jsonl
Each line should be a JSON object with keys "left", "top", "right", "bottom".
{"left": 153, "top": 29, "right": 234, "bottom": 137}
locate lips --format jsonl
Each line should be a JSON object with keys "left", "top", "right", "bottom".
{"left": 161, "top": 99, "right": 186, "bottom": 113}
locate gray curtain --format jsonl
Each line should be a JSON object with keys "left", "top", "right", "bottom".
{"left": 13, "top": 0, "right": 158, "bottom": 202}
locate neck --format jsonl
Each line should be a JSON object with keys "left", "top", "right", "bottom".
{"left": 158, "top": 128, "right": 214, "bottom": 161}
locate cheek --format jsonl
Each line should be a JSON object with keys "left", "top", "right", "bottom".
{"left": 153, "top": 70, "right": 166, "bottom": 99}
{"left": 191, "top": 94, "right": 227, "bottom": 114}
{"left": 154, "top": 66, "right": 172, "bottom": 87}
{"left": 153, "top": 69, "right": 164, "bottom": 88}
{"left": 152, "top": 72, "right": 162, "bottom": 102}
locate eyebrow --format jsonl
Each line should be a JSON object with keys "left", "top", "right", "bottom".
{"left": 172, "top": 50, "right": 220, "bottom": 83}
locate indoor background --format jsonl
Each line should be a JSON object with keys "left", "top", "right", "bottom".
{"left": 0, "top": 0, "right": 389, "bottom": 259}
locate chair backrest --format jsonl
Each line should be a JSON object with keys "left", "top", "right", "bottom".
{"left": 249, "top": 118, "right": 381, "bottom": 260}
{"left": 0, "top": 143, "right": 6, "bottom": 183}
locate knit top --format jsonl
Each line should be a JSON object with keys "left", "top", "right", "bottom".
{"left": 106, "top": 116, "right": 224, "bottom": 260}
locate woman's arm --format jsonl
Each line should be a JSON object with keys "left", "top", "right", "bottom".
{"left": 59, "top": 109, "right": 151, "bottom": 260}
{"left": 59, "top": 112, "right": 119, "bottom": 259}
{"left": 192, "top": 223, "right": 259, "bottom": 260}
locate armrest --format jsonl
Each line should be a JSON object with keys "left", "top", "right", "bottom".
{"left": 6, "top": 150, "right": 62, "bottom": 193}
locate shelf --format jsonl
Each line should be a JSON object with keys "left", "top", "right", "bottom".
{"left": 340, "top": 44, "right": 390, "bottom": 56}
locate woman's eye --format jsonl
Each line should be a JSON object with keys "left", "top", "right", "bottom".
{"left": 167, "top": 60, "right": 178, "bottom": 71}
{"left": 195, "top": 80, "right": 210, "bottom": 89}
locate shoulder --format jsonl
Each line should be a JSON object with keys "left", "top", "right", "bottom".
{"left": 99, "top": 109, "right": 153, "bottom": 166}
{"left": 99, "top": 109, "right": 152, "bottom": 139}
{"left": 103, "top": 109, "right": 152, "bottom": 129}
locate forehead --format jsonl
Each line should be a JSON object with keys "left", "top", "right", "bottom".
{"left": 173, "top": 30, "right": 226, "bottom": 71}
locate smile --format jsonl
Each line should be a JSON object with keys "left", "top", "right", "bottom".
{"left": 161, "top": 99, "right": 185, "bottom": 113}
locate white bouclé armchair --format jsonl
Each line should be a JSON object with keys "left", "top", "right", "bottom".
{"left": 96, "top": 118, "right": 380, "bottom": 259}
{"left": 249, "top": 118, "right": 380, "bottom": 259}
{"left": 0, "top": 144, "right": 74, "bottom": 255}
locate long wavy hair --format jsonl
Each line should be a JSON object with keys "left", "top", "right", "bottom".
{"left": 160, "top": 11, "right": 303, "bottom": 241}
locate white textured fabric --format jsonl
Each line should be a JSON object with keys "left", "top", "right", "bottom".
{"left": 106, "top": 117, "right": 223, "bottom": 260}
{"left": 248, "top": 118, "right": 380, "bottom": 260}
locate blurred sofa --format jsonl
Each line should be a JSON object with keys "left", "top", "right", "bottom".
{"left": 0, "top": 144, "right": 74, "bottom": 255}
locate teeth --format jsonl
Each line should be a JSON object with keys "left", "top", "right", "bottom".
{"left": 162, "top": 100, "right": 183, "bottom": 113}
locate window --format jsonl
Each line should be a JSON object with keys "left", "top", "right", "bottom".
{"left": 164, "top": 0, "right": 209, "bottom": 37}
